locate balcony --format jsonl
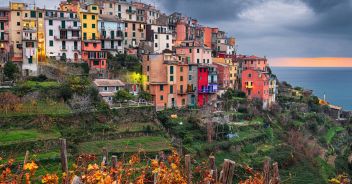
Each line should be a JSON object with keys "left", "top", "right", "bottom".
{"left": 0, "top": 35, "right": 9, "bottom": 42}
{"left": 126, "top": 9, "right": 136, "bottom": 14}
{"left": 54, "top": 36, "right": 81, "bottom": 40}
{"left": 198, "top": 88, "right": 218, "bottom": 94}
{"left": 178, "top": 90, "right": 187, "bottom": 95}
{"left": 100, "top": 35, "right": 123, "bottom": 40}
{"left": 23, "top": 27, "right": 37, "bottom": 32}
{"left": 59, "top": 25, "right": 81, "bottom": 30}
{"left": 0, "top": 16, "right": 8, "bottom": 21}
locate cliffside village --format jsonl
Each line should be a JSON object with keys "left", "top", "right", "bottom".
{"left": 0, "top": 0, "right": 278, "bottom": 110}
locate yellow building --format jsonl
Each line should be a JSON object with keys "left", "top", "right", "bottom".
{"left": 78, "top": 4, "right": 100, "bottom": 41}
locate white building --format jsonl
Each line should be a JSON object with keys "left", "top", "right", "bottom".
{"left": 98, "top": 15, "right": 124, "bottom": 55}
{"left": 145, "top": 24, "right": 172, "bottom": 54}
{"left": 45, "top": 10, "right": 81, "bottom": 62}
{"left": 22, "top": 28, "right": 38, "bottom": 76}
{"left": 93, "top": 79, "right": 125, "bottom": 105}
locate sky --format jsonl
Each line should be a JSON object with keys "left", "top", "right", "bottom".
{"left": 2, "top": 0, "right": 352, "bottom": 67}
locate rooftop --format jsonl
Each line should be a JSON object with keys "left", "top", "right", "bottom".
{"left": 94, "top": 79, "right": 125, "bottom": 87}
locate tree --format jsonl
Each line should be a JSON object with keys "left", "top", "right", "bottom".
{"left": 113, "top": 89, "right": 134, "bottom": 103}
{"left": 4, "top": 62, "right": 19, "bottom": 81}
{"left": 138, "top": 90, "right": 152, "bottom": 101}
{"left": 0, "top": 92, "right": 21, "bottom": 114}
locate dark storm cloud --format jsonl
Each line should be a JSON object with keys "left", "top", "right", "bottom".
{"left": 154, "top": 0, "right": 257, "bottom": 23}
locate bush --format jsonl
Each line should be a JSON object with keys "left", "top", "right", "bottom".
{"left": 113, "top": 89, "right": 134, "bottom": 103}
{"left": 4, "top": 61, "right": 19, "bottom": 81}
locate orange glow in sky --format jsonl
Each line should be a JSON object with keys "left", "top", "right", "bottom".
{"left": 269, "top": 58, "right": 352, "bottom": 67}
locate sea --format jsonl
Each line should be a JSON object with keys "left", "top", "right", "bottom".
{"left": 271, "top": 67, "right": 352, "bottom": 110}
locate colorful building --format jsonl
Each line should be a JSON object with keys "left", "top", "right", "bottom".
{"left": 175, "top": 41, "right": 212, "bottom": 64}
{"left": 213, "top": 57, "right": 238, "bottom": 88}
{"left": 45, "top": 10, "right": 81, "bottom": 62}
{"left": 142, "top": 51, "right": 188, "bottom": 110}
{"left": 241, "top": 69, "right": 276, "bottom": 109}
{"left": 98, "top": 15, "right": 124, "bottom": 55}
{"left": 0, "top": 7, "right": 10, "bottom": 65}
{"left": 198, "top": 65, "right": 218, "bottom": 107}
{"left": 79, "top": 4, "right": 107, "bottom": 73}
{"left": 213, "top": 62, "right": 230, "bottom": 89}
{"left": 144, "top": 24, "right": 172, "bottom": 54}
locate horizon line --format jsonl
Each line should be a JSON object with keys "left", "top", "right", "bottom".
{"left": 269, "top": 57, "right": 352, "bottom": 67}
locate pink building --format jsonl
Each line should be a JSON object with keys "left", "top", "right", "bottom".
{"left": 175, "top": 41, "right": 212, "bottom": 64}
{"left": 0, "top": 7, "right": 10, "bottom": 64}
{"left": 237, "top": 55, "right": 268, "bottom": 72}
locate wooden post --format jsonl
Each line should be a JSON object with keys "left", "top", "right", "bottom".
{"left": 263, "top": 158, "right": 271, "bottom": 184}
{"left": 272, "top": 162, "right": 280, "bottom": 184}
{"left": 111, "top": 155, "right": 118, "bottom": 180}
{"left": 209, "top": 156, "right": 217, "bottom": 183}
{"left": 102, "top": 148, "right": 108, "bottom": 166}
{"left": 221, "top": 159, "right": 236, "bottom": 184}
{"left": 153, "top": 155, "right": 158, "bottom": 184}
{"left": 23, "top": 150, "right": 29, "bottom": 168}
{"left": 60, "top": 138, "right": 69, "bottom": 184}
{"left": 185, "top": 154, "right": 191, "bottom": 184}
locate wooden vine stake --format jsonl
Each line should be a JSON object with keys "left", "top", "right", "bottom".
{"left": 60, "top": 138, "right": 69, "bottom": 184}
{"left": 209, "top": 156, "right": 217, "bottom": 184}
{"left": 263, "top": 158, "right": 271, "bottom": 184}
{"left": 102, "top": 147, "right": 108, "bottom": 166}
{"left": 221, "top": 159, "right": 236, "bottom": 184}
{"left": 185, "top": 154, "right": 192, "bottom": 184}
{"left": 111, "top": 155, "right": 118, "bottom": 181}
{"left": 272, "top": 162, "right": 280, "bottom": 184}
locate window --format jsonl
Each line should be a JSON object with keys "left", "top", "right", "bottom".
{"left": 170, "top": 76, "right": 174, "bottom": 82}
{"left": 49, "top": 29, "right": 53, "bottom": 36}
{"left": 189, "top": 65, "right": 192, "bottom": 71}
{"left": 49, "top": 40, "right": 53, "bottom": 47}
{"left": 101, "top": 40, "right": 105, "bottom": 49}
{"left": 189, "top": 75, "right": 192, "bottom": 81}
{"left": 197, "top": 49, "right": 200, "bottom": 53}
{"left": 60, "top": 12, "right": 64, "bottom": 17}
{"left": 83, "top": 32, "right": 87, "bottom": 40}
{"left": 92, "top": 33, "right": 96, "bottom": 39}
{"left": 73, "top": 21, "right": 77, "bottom": 27}
{"left": 109, "top": 3, "right": 112, "bottom": 8}
{"left": 132, "top": 24, "right": 136, "bottom": 31}
{"left": 92, "top": 15, "right": 96, "bottom": 20}
{"left": 197, "top": 59, "right": 200, "bottom": 64}
{"left": 39, "top": 12, "right": 42, "bottom": 18}
{"left": 155, "top": 43, "right": 158, "bottom": 48}
{"left": 170, "top": 66, "right": 174, "bottom": 74}
{"left": 30, "top": 11, "right": 36, "bottom": 18}
{"left": 17, "top": 12, "right": 20, "bottom": 16}
{"left": 74, "top": 41, "right": 77, "bottom": 50}
{"left": 25, "top": 13, "right": 28, "bottom": 17}
{"left": 93, "top": 60, "right": 99, "bottom": 65}
{"left": 170, "top": 85, "right": 174, "bottom": 94}
{"left": 180, "top": 66, "right": 183, "bottom": 72}
{"left": 83, "top": 14, "right": 87, "bottom": 19}
{"left": 132, "top": 32, "right": 136, "bottom": 37}
{"left": 125, "top": 32, "right": 128, "bottom": 37}
{"left": 166, "top": 43, "right": 169, "bottom": 48}
{"left": 189, "top": 49, "right": 192, "bottom": 53}
{"left": 49, "top": 20, "right": 53, "bottom": 25}
{"left": 166, "top": 35, "right": 169, "bottom": 40}
{"left": 93, "top": 43, "right": 97, "bottom": 47}
{"left": 160, "top": 95, "right": 163, "bottom": 101}
{"left": 17, "top": 22, "right": 20, "bottom": 26}
{"left": 92, "top": 24, "right": 95, "bottom": 28}
{"left": 180, "top": 76, "right": 183, "bottom": 81}
{"left": 160, "top": 85, "right": 164, "bottom": 91}
{"left": 154, "top": 34, "right": 158, "bottom": 39}
{"left": 92, "top": 6, "right": 97, "bottom": 10}
{"left": 248, "top": 73, "right": 252, "bottom": 78}
{"left": 182, "top": 99, "right": 185, "bottom": 105}
{"left": 118, "top": 5, "right": 121, "bottom": 11}
{"left": 70, "top": 13, "right": 73, "bottom": 18}
{"left": 84, "top": 42, "right": 88, "bottom": 47}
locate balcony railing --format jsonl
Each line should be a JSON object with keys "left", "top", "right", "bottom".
{"left": 245, "top": 85, "right": 253, "bottom": 89}
{"left": 178, "top": 90, "right": 187, "bottom": 95}
{"left": 0, "top": 16, "right": 8, "bottom": 21}
{"left": 198, "top": 88, "right": 218, "bottom": 94}
{"left": 59, "top": 25, "right": 81, "bottom": 30}
{"left": 126, "top": 9, "right": 136, "bottom": 14}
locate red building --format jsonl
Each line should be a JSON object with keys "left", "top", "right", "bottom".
{"left": 81, "top": 41, "right": 107, "bottom": 71}
{"left": 241, "top": 69, "right": 276, "bottom": 109}
{"left": 197, "top": 65, "right": 218, "bottom": 107}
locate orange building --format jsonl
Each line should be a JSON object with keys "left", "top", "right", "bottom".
{"left": 142, "top": 51, "right": 188, "bottom": 110}
{"left": 202, "top": 27, "right": 213, "bottom": 48}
